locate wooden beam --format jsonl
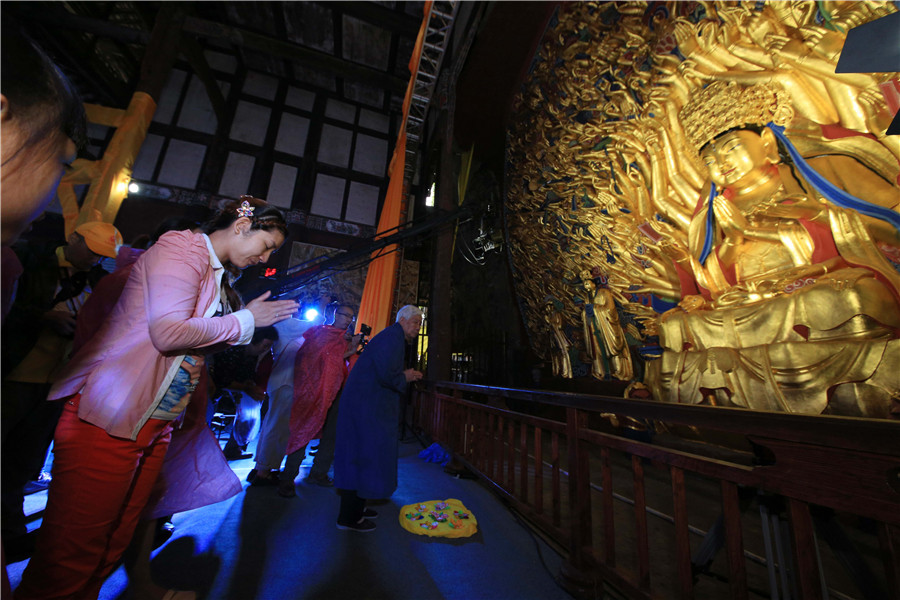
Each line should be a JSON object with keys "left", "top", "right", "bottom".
{"left": 178, "top": 35, "right": 228, "bottom": 124}
{"left": 182, "top": 16, "right": 408, "bottom": 94}
{"left": 136, "top": 6, "right": 185, "bottom": 102}
{"left": 18, "top": 8, "right": 151, "bottom": 45}
{"left": 326, "top": 1, "right": 421, "bottom": 37}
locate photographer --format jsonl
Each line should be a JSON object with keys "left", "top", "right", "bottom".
{"left": 346, "top": 322, "right": 371, "bottom": 372}
{"left": 356, "top": 323, "right": 372, "bottom": 349}
{"left": 277, "top": 303, "right": 362, "bottom": 497}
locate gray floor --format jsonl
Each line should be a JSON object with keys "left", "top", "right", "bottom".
{"left": 8, "top": 438, "right": 574, "bottom": 600}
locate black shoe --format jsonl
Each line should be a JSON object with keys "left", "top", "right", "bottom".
{"left": 277, "top": 481, "right": 297, "bottom": 498}
{"left": 248, "top": 469, "right": 280, "bottom": 486}
{"left": 363, "top": 508, "right": 378, "bottom": 519}
{"left": 224, "top": 451, "right": 253, "bottom": 461}
{"left": 306, "top": 474, "right": 334, "bottom": 487}
{"left": 336, "top": 519, "right": 376, "bottom": 532}
{"left": 223, "top": 438, "right": 251, "bottom": 461}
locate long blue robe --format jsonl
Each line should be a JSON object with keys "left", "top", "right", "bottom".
{"left": 333, "top": 322, "right": 408, "bottom": 499}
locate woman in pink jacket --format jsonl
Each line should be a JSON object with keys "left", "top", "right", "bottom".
{"left": 15, "top": 197, "right": 299, "bottom": 600}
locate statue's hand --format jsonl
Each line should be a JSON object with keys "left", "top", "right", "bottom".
{"left": 796, "top": 27, "right": 825, "bottom": 48}
{"left": 677, "top": 59, "right": 712, "bottom": 82}
{"left": 644, "top": 130, "right": 661, "bottom": 152}
{"left": 717, "top": 21, "right": 741, "bottom": 48}
{"left": 716, "top": 6, "right": 746, "bottom": 29}
{"left": 858, "top": 89, "right": 893, "bottom": 131}
{"left": 658, "top": 236, "right": 691, "bottom": 262}
{"left": 608, "top": 130, "right": 645, "bottom": 152}
{"left": 765, "top": 33, "right": 792, "bottom": 54}
{"left": 858, "top": 88, "right": 884, "bottom": 109}
{"left": 677, "top": 295, "right": 707, "bottom": 313}
{"left": 696, "top": 21, "right": 721, "bottom": 52}
{"left": 766, "top": 34, "right": 807, "bottom": 66}
{"left": 712, "top": 193, "right": 749, "bottom": 240}
{"left": 672, "top": 20, "right": 698, "bottom": 54}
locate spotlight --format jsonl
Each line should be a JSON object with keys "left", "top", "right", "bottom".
{"left": 304, "top": 307, "right": 319, "bottom": 321}
{"left": 128, "top": 182, "right": 140, "bottom": 193}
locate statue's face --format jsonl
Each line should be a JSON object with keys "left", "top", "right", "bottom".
{"left": 700, "top": 130, "right": 771, "bottom": 189}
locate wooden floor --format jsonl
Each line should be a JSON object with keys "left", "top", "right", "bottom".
{"left": 8, "top": 437, "right": 578, "bottom": 600}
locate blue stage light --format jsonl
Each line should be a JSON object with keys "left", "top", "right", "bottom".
{"left": 304, "top": 307, "right": 319, "bottom": 321}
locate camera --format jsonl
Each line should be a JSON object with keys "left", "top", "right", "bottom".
{"left": 357, "top": 323, "right": 372, "bottom": 354}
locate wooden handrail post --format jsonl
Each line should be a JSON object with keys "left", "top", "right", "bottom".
{"left": 453, "top": 388, "right": 463, "bottom": 452}
{"left": 671, "top": 467, "right": 693, "bottom": 599}
{"left": 788, "top": 498, "right": 823, "bottom": 600}
{"left": 721, "top": 480, "right": 748, "bottom": 600}
{"left": 878, "top": 522, "right": 900, "bottom": 599}
{"left": 558, "top": 406, "right": 598, "bottom": 598}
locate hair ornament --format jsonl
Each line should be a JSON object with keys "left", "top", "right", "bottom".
{"left": 236, "top": 200, "right": 255, "bottom": 218}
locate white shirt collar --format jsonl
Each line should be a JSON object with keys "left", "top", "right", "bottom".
{"left": 201, "top": 233, "right": 227, "bottom": 316}
{"left": 202, "top": 233, "right": 224, "bottom": 271}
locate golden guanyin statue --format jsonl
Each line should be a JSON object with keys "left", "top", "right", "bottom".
{"left": 580, "top": 270, "right": 634, "bottom": 381}
{"left": 503, "top": 1, "right": 900, "bottom": 418}
{"left": 648, "top": 81, "right": 900, "bottom": 417}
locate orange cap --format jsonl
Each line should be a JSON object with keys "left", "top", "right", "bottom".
{"left": 75, "top": 222, "right": 123, "bottom": 258}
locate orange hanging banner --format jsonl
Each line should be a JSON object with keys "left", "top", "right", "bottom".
{"left": 356, "top": 134, "right": 407, "bottom": 335}
{"left": 355, "top": 2, "right": 431, "bottom": 335}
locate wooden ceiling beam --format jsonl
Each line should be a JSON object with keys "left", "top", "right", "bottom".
{"left": 21, "top": 8, "right": 151, "bottom": 46}
{"left": 324, "top": 1, "right": 421, "bottom": 37}
{"left": 21, "top": 7, "right": 409, "bottom": 97}
{"left": 182, "top": 16, "right": 408, "bottom": 95}
{"left": 178, "top": 35, "right": 228, "bottom": 123}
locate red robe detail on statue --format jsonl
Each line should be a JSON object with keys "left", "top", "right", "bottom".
{"left": 285, "top": 324, "right": 349, "bottom": 455}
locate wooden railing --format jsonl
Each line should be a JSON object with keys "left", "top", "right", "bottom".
{"left": 411, "top": 381, "right": 900, "bottom": 600}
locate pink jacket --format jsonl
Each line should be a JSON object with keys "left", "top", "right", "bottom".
{"left": 49, "top": 230, "right": 253, "bottom": 440}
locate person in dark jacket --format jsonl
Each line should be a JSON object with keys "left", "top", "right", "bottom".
{"left": 332, "top": 305, "right": 423, "bottom": 532}
{"left": 1, "top": 221, "right": 121, "bottom": 549}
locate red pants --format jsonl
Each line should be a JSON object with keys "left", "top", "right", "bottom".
{"left": 15, "top": 396, "right": 174, "bottom": 600}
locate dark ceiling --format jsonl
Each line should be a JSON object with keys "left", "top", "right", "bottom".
{"left": 3, "top": 1, "right": 425, "bottom": 114}
{"left": 454, "top": 1, "right": 558, "bottom": 163}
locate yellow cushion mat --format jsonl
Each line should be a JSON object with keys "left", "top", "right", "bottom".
{"left": 399, "top": 498, "right": 478, "bottom": 538}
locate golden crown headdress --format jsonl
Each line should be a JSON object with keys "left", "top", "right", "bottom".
{"left": 679, "top": 81, "right": 795, "bottom": 151}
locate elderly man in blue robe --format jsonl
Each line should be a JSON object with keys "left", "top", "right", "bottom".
{"left": 333, "top": 305, "right": 424, "bottom": 532}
